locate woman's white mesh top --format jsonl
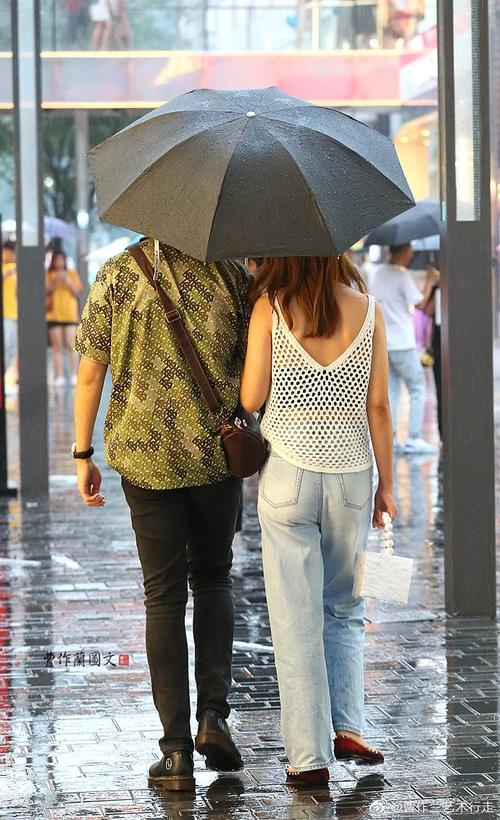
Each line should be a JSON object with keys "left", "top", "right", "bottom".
{"left": 260, "top": 294, "right": 376, "bottom": 472}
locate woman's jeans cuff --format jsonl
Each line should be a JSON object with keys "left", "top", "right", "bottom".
{"left": 334, "top": 724, "right": 364, "bottom": 736}
{"left": 288, "top": 755, "right": 334, "bottom": 773}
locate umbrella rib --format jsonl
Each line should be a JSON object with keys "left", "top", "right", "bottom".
{"left": 99, "top": 118, "right": 245, "bottom": 223}
{"left": 259, "top": 116, "right": 413, "bottom": 199}
{"left": 254, "top": 125, "right": 338, "bottom": 255}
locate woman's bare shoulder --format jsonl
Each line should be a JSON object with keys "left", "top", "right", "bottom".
{"left": 252, "top": 293, "right": 273, "bottom": 314}
{"left": 251, "top": 293, "right": 273, "bottom": 328}
{"left": 335, "top": 283, "right": 367, "bottom": 303}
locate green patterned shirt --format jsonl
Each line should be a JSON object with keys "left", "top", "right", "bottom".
{"left": 75, "top": 238, "right": 251, "bottom": 490}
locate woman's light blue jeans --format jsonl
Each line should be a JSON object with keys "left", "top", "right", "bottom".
{"left": 258, "top": 450, "right": 373, "bottom": 772}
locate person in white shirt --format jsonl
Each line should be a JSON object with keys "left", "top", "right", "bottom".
{"left": 369, "top": 244, "right": 439, "bottom": 454}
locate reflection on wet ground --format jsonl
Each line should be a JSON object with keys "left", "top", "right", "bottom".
{"left": 0, "top": 370, "right": 498, "bottom": 818}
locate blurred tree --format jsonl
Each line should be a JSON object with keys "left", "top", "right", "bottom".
{"left": 0, "top": 110, "right": 138, "bottom": 224}
{"left": 0, "top": 115, "right": 15, "bottom": 221}
{"left": 43, "top": 114, "right": 76, "bottom": 222}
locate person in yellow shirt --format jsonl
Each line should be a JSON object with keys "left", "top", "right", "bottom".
{"left": 2, "top": 240, "right": 18, "bottom": 387}
{"left": 46, "top": 250, "right": 83, "bottom": 386}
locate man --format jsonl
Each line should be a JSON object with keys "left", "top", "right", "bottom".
{"left": 2, "top": 240, "right": 18, "bottom": 390}
{"left": 64, "top": 0, "right": 90, "bottom": 49}
{"left": 73, "top": 237, "right": 250, "bottom": 791}
{"left": 369, "top": 243, "right": 439, "bottom": 454}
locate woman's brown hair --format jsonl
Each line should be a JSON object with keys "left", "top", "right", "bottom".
{"left": 48, "top": 250, "right": 67, "bottom": 271}
{"left": 249, "top": 255, "right": 367, "bottom": 338}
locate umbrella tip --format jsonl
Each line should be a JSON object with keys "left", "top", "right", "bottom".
{"left": 246, "top": 111, "right": 256, "bottom": 118}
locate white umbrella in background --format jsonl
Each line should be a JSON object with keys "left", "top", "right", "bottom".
{"left": 411, "top": 234, "right": 440, "bottom": 252}
{"left": 86, "top": 236, "right": 133, "bottom": 265}
{"left": 86, "top": 235, "right": 135, "bottom": 281}
{"left": 1, "top": 217, "right": 77, "bottom": 242}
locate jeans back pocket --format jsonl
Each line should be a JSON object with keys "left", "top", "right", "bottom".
{"left": 260, "top": 454, "right": 303, "bottom": 508}
{"left": 336, "top": 469, "right": 373, "bottom": 510}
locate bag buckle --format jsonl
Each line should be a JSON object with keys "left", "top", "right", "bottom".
{"left": 153, "top": 238, "right": 161, "bottom": 282}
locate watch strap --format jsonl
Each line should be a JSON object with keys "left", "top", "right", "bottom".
{"left": 72, "top": 443, "right": 94, "bottom": 459}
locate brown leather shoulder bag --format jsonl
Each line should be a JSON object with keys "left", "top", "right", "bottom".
{"left": 128, "top": 242, "right": 268, "bottom": 479}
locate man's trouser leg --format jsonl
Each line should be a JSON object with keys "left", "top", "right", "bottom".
{"left": 122, "top": 478, "right": 192, "bottom": 754}
{"left": 388, "top": 351, "right": 403, "bottom": 438}
{"left": 389, "top": 348, "right": 426, "bottom": 439}
{"left": 187, "top": 476, "right": 241, "bottom": 721}
{"left": 121, "top": 475, "right": 241, "bottom": 754}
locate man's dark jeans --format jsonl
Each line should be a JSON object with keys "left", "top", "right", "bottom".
{"left": 121, "top": 474, "right": 241, "bottom": 755}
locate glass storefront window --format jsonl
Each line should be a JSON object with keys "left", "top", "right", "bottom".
{"left": 453, "top": 0, "right": 480, "bottom": 221}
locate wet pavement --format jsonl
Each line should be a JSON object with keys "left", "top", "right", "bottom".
{"left": 0, "top": 364, "right": 499, "bottom": 819}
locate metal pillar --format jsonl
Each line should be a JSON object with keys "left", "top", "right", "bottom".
{"left": 11, "top": 0, "right": 49, "bottom": 496}
{"left": 490, "top": 2, "right": 499, "bottom": 338}
{"left": 437, "top": 0, "right": 496, "bottom": 616}
{"left": 75, "top": 110, "right": 90, "bottom": 301}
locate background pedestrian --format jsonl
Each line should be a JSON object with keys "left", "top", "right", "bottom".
{"left": 369, "top": 243, "right": 439, "bottom": 453}
{"left": 424, "top": 266, "right": 442, "bottom": 440}
{"left": 2, "top": 240, "right": 18, "bottom": 391}
{"left": 89, "top": 0, "right": 111, "bottom": 49}
{"left": 46, "top": 250, "right": 83, "bottom": 387}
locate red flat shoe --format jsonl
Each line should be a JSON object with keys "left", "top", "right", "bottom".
{"left": 334, "top": 735, "right": 384, "bottom": 764}
{"left": 286, "top": 767, "right": 329, "bottom": 786}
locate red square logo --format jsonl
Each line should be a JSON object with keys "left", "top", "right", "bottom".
{"left": 118, "top": 654, "right": 130, "bottom": 666}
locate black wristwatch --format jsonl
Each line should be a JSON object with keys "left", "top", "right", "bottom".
{"left": 71, "top": 442, "right": 94, "bottom": 459}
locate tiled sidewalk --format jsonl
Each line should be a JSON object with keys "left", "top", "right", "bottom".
{"left": 0, "top": 375, "right": 498, "bottom": 819}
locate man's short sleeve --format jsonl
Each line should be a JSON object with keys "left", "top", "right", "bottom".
{"left": 74, "top": 260, "right": 113, "bottom": 365}
{"left": 228, "top": 259, "right": 252, "bottom": 364}
{"left": 402, "top": 270, "right": 423, "bottom": 306}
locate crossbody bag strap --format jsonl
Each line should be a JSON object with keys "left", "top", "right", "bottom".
{"left": 128, "top": 242, "right": 222, "bottom": 416}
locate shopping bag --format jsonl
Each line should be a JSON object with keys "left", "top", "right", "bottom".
{"left": 352, "top": 513, "right": 413, "bottom": 604}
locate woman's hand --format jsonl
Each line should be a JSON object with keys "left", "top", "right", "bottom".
{"left": 426, "top": 265, "right": 440, "bottom": 286}
{"left": 77, "top": 459, "right": 105, "bottom": 507}
{"left": 372, "top": 486, "right": 397, "bottom": 529}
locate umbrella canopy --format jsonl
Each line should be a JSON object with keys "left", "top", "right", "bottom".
{"left": 364, "top": 198, "right": 440, "bottom": 247}
{"left": 44, "top": 216, "right": 77, "bottom": 241}
{"left": 85, "top": 236, "right": 134, "bottom": 264}
{"left": 411, "top": 234, "right": 440, "bottom": 252}
{"left": 1, "top": 217, "right": 77, "bottom": 242}
{"left": 88, "top": 87, "right": 415, "bottom": 262}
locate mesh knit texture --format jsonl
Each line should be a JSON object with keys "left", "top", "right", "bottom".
{"left": 261, "top": 295, "right": 375, "bottom": 472}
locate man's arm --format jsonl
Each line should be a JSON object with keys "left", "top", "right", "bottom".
{"left": 74, "top": 356, "right": 108, "bottom": 507}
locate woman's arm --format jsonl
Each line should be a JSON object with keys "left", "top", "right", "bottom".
{"left": 367, "top": 302, "right": 397, "bottom": 528}
{"left": 74, "top": 356, "right": 108, "bottom": 507}
{"left": 414, "top": 266, "right": 440, "bottom": 312}
{"left": 46, "top": 272, "right": 57, "bottom": 293}
{"left": 240, "top": 294, "right": 273, "bottom": 413}
{"left": 64, "top": 269, "right": 84, "bottom": 299}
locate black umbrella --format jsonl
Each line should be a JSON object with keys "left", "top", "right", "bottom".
{"left": 88, "top": 87, "right": 415, "bottom": 262}
{"left": 363, "top": 198, "right": 440, "bottom": 247}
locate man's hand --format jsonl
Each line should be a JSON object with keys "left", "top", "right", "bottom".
{"left": 77, "top": 459, "right": 105, "bottom": 507}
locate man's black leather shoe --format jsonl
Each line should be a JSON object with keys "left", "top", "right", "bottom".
{"left": 195, "top": 709, "right": 243, "bottom": 771}
{"left": 148, "top": 750, "right": 195, "bottom": 791}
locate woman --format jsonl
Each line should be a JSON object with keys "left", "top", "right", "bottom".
{"left": 89, "top": 0, "right": 111, "bottom": 49}
{"left": 424, "top": 266, "right": 442, "bottom": 440}
{"left": 108, "top": 0, "right": 132, "bottom": 49}
{"left": 46, "top": 250, "right": 83, "bottom": 386}
{"left": 240, "top": 255, "right": 396, "bottom": 785}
